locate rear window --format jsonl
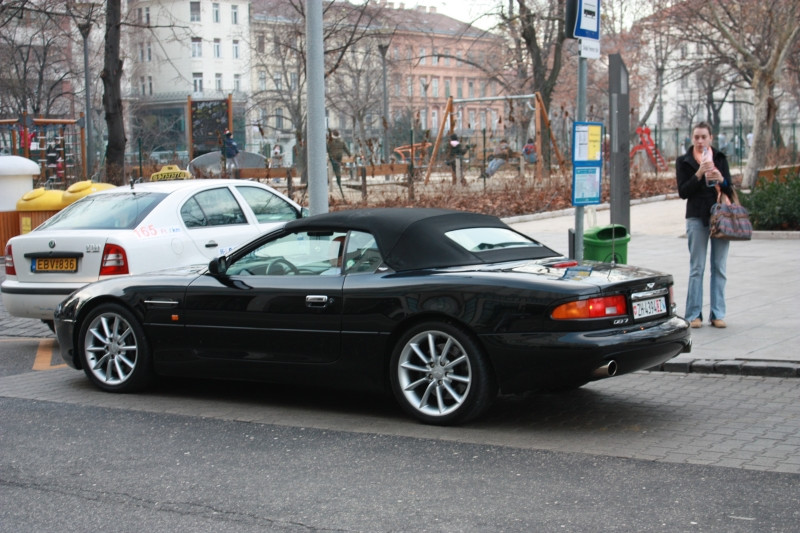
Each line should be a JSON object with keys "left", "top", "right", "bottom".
{"left": 36, "top": 192, "right": 167, "bottom": 230}
{"left": 445, "top": 227, "right": 541, "bottom": 252}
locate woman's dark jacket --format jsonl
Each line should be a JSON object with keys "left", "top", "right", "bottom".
{"left": 676, "top": 146, "right": 734, "bottom": 226}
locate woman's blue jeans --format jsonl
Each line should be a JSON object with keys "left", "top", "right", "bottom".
{"left": 685, "top": 217, "right": 729, "bottom": 321}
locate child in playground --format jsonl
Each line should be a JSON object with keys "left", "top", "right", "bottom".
{"left": 480, "top": 139, "right": 511, "bottom": 179}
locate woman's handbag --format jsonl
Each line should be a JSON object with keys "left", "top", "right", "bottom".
{"left": 710, "top": 189, "right": 752, "bottom": 240}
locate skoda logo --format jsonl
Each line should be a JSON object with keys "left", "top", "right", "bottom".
{"left": 48, "top": 240, "right": 56, "bottom": 249}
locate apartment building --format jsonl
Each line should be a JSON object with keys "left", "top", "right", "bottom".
{"left": 125, "top": 0, "right": 507, "bottom": 161}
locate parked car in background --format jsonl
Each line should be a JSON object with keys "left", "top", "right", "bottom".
{"left": 53, "top": 208, "right": 691, "bottom": 425}
{"left": 2, "top": 179, "right": 304, "bottom": 327}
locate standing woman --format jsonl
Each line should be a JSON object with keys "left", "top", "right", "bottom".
{"left": 676, "top": 121, "right": 735, "bottom": 329}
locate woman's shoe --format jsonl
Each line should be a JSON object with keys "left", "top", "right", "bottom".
{"left": 711, "top": 319, "right": 727, "bottom": 328}
{"left": 690, "top": 318, "right": 703, "bottom": 328}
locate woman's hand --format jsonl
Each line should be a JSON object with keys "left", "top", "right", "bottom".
{"left": 698, "top": 159, "right": 715, "bottom": 177}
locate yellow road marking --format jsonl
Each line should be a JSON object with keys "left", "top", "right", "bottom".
{"left": 33, "top": 339, "right": 67, "bottom": 371}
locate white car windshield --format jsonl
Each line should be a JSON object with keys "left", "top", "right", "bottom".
{"left": 36, "top": 192, "right": 166, "bottom": 230}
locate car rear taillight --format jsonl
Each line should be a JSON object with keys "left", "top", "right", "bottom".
{"left": 552, "top": 295, "right": 628, "bottom": 320}
{"left": 99, "top": 243, "right": 129, "bottom": 276}
{"left": 4, "top": 244, "right": 15, "bottom": 276}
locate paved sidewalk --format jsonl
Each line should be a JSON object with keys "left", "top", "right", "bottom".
{"left": 508, "top": 196, "right": 800, "bottom": 377}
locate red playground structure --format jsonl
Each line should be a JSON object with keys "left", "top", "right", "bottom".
{"left": 629, "top": 126, "right": 668, "bottom": 172}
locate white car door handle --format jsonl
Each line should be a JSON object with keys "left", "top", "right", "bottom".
{"left": 205, "top": 240, "right": 218, "bottom": 248}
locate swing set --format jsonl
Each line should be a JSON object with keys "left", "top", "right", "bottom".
{"left": 425, "top": 93, "right": 566, "bottom": 183}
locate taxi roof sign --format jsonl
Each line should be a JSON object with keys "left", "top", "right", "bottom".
{"left": 150, "top": 165, "right": 192, "bottom": 181}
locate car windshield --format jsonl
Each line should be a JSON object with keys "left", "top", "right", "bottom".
{"left": 444, "top": 227, "right": 541, "bottom": 252}
{"left": 36, "top": 191, "right": 167, "bottom": 230}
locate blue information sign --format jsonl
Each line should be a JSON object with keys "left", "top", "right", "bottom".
{"left": 571, "top": 121, "right": 604, "bottom": 206}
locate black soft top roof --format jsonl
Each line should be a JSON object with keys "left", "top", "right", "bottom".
{"left": 284, "top": 208, "right": 556, "bottom": 271}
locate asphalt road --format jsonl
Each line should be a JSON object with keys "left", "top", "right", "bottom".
{"left": 1, "top": 339, "right": 799, "bottom": 532}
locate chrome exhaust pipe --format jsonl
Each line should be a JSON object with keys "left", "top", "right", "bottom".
{"left": 591, "top": 360, "right": 618, "bottom": 378}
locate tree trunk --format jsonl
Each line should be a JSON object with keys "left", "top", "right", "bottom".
{"left": 742, "top": 73, "right": 776, "bottom": 189}
{"left": 101, "top": 0, "right": 126, "bottom": 185}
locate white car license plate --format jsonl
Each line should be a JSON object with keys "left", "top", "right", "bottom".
{"left": 632, "top": 297, "right": 667, "bottom": 320}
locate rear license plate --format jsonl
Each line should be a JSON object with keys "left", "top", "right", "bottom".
{"left": 632, "top": 297, "right": 667, "bottom": 320}
{"left": 33, "top": 257, "right": 78, "bottom": 273}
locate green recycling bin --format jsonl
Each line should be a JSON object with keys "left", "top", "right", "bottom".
{"left": 583, "top": 224, "right": 630, "bottom": 264}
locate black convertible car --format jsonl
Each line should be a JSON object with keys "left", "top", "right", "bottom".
{"left": 54, "top": 208, "right": 691, "bottom": 425}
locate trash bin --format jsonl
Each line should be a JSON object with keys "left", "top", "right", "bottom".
{"left": 583, "top": 224, "right": 630, "bottom": 264}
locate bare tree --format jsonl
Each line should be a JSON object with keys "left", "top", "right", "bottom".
{"left": 100, "top": 0, "right": 125, "bottom": 184}
{"left": 667, "top": 0, "right": 800, "bottom": 187}
{"left": 249, "top": 0, "right": 382, "bottom": 179}
{"left": 0, "top": 1, "right": 78, "bottom": 117}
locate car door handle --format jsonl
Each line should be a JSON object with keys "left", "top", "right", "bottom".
{"left": 205, "top": 240, "right": 218, "bottom": 248}
{"left": 306, "top": 295, "right": 331, "bottom": 308}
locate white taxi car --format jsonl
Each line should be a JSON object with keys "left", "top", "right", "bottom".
{"left": 2, "top": 179, "right": 304, "bottom": 326}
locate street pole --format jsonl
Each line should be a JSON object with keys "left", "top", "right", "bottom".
{"left": 306, "top": 0, "right": 328, "bottom": 215}
{"left": 378, "top": 43, "right": 389, "bottom": 163}
{"left": 574, "top": 56, "right": 587, "bottom": 261}
{"left": 78, "top": 21, "right": 93, "bottom": 180}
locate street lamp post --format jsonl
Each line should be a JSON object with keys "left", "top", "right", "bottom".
{"left": 78, "top": 20, "right": 93, "bottom": 179}
{"left": 377, "top": 39, "right": 390, "bottom": 163}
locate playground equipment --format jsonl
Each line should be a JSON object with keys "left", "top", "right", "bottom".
{"left": 0, "top": 112, "right": 87, "bottom": 186}
{"left": 629, "top": 126, "right": 668, "bottom": 172}
{"left": 425, "top": 93, "right": 566, "bottom": 183}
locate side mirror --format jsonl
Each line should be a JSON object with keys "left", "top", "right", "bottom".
{"left": 208, "top": 256, "right": 228, "bottom": 276}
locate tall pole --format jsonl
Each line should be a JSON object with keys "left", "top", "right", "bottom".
{"left": 574, "top": 56, "right": 587, "bottom": 261}
{"left": 306, "top": 0, "right": 328, "bottom": 214}
{"left": 78, "top": 21, "right": 93, "bottom": 180}
{"left": 378, "top": 44, "right": 389, "bottom": 163}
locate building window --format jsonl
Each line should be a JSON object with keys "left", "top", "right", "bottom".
{"left": 468, "top": 80, "right": 474, "bottom": 99}
{"left": 431, "top": 110, "right": 438, "bottom": 130}
{"left": 145, "top": 7, "right": 150, "bottom": 24}
{"left": 139, "top": 43, "right": 144, "bottom": 61}
{"left": 231, "top": 5, "right": 238, "bottom": 24}
{"left": 407, "top": 77, "right": 413, "bottom": 98}
{"left": 443, "top": 49, "right": 450, "bottom": 66}
{"left": 444, "top": 79, "right": 451, "bottom": 98}
{"left": 432, "top": 48, "right": 438, "bottom": 65}
{"left": 190, "top": 2, "right": 201, "bottom": 22}
{"left": 234, "top": 74, "right": 241, "bottom": 92}
{"left": 148, "top": 76, "right": 153, "bottom": 95}
{"left": 191, "top": 38, "right": 202, "bottom": 58}
{"left": 213, "top": 3, "right": 220, "bottom": 23}
{"left": 232, "top": 40, "right": 239, "bottom": 59}
{"left": 215, "top": 73, "right": 222, "bottom": 91}
{"left": 147, "top": 42, "right": 152, "bottom": 61}
{"left": 193, "top": 73, "right": 203, "bottom": 93}
{"left": 456, "top": 50, "right": 462, "bottom": 64}
{"left": 419, "top": 47, "right": 426, "bottom": 65}
{"left": 213, "top": 39, "right": 221, "bottom": 58}
{"left": 257, "top": 34, "right": 265, "bottom": 54}
{"left": 259, "top": 71, "right": 267, "bottom": 91}
{"left": 139, "top": 76, "right": 145, "bottom": 95}
{"left": 432, "top": 78, "right": 439, "bottom": 98}
{"left": 290, "top": 73, "right": 298, "bottom": 91}
{"left": 456, "top": 81, "right": 463, "bottom": 99}
{"left": 273, "top": 73, "right": 282, "bottom": 91}
{"left": 275, "top": 107, "right": 284, "bottom": 130}
{"left": 468, "top": 110, "right": 475, "bottom": 129}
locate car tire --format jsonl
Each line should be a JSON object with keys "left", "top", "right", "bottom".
{"left": 390, "top": 321, "right": 497, "bottom": 425}
{"left": 78, "top": 303, "right": 153, "bottom": 393}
